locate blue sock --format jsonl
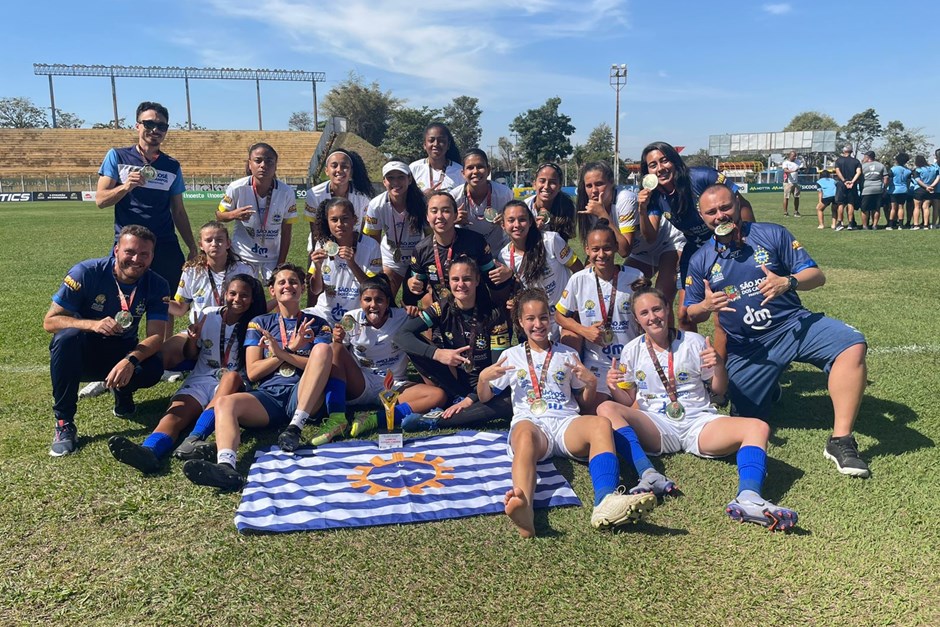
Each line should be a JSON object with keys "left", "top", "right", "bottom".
{"left": 737, "top": 445, "right": 767, "bottom": 495}
{"left": 142, "top": 432, "right": 174, "bottom": 459}
{"left": 190, "top": 408, "right": 216, "bottom": 439}
{"left": 393, "top": 402, "right": 413, "bottom": 425}
{"left": 588, "top": 452, "right": 620, "bottom": 506}
{"left": 325, "top": 377, "right": 347, "bottom": 415}
{"left": 613, "top": 426, "right": 654, "bottom": 476}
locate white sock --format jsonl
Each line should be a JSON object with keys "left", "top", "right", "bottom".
{"left": 217, "top": 448, "right": 237, "bottom": 468}
{"left": 289, "top": 410, "right": 310, "bottom": 429}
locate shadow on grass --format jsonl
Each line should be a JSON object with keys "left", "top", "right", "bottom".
{"left": 771, "top": 369, "right": 934, "bottom": 460}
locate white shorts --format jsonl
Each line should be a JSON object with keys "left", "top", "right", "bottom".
{"left": 173, "top": 374, "right": 220, "bottom": 408}
{"left": 507, "top": 415, "right": 585, "bottom": 462}
{"left": 629, "top": 221, "right": 685, "bottom": 270}
{"left": 348, "top": 372, "right": 409, "bottom": 407}
{"left": 248, "top": 260, "right": 277, "bottom": 283}
{"left": 643, "top": 407, "right": 719, "bottom": 458}
{"left": 380, "top": 246, "right": 410, "bottom": 278}
{"left": 585, "top": 358, "right": 613, "bottom": 398}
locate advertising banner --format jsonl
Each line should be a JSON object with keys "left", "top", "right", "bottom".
{"left": 32, "top": 191, "right": 83, "bottom": 201}
{"left": 0, "top": 192, "right": 33, "bottom": 202}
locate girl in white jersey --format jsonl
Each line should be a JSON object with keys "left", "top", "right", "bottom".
{"left": 451, "top": 148, "right": 514, "bottom": 252}
{"left": 363, "top": 160, "right": 428, "bottom": 294}
{"left": 108, "top": 273, "right": 266, "bottom": 474}
{"left": 307, "top": 197, "right": 382, "bottom": 320}
{"left": 304, "top": 149, "right": 373, "bottom": 249}
{"left": 555, "top": 220, "right": 643, "bottom": 412}
{"left": 525, "top": 162, "right": 576, "bottom": 242}
{"left": 409, "top": 122, "right": 464, "bottom": 196}
{"left": 597, "top": 278, "right": 798, "bottom": 531}
{"left": 215, "top": 143, "right": 297, "bottom": 281}
{"left": 478, "top": 288, "right": 655, "bottom": 538}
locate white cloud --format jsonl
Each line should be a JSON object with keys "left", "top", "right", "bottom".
{"left": 763, "top": 3, "right": 792, "bottom": 15}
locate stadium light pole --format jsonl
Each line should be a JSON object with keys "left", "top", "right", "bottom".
{"left": 609, "top": 64, "right": 628, "bottom": 185}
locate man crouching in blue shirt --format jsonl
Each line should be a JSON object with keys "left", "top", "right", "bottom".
{"left": 44, "top": 225, "right": 169, "bottom": 456}
{"left": 683, "top": 185, "right": 870, "bottom": 478}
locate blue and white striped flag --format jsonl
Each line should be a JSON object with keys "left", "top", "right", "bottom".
{"left": 235, "top": 430, "right": 581, "bottom": 533}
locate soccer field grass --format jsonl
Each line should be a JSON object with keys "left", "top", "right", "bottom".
{"left": 1, "top": 196, "right": 938, "bottom": 625}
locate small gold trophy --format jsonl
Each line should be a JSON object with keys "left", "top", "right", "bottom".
{"left": 377, "top": 371, "right": 402, "bottom": 449}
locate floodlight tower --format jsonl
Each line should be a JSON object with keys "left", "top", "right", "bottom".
{"left": 609, "top": 64, "right": 628, "bottom": 184}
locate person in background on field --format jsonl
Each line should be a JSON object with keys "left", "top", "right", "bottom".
{"left": 684, "top": 185, "right": 870, "bottom": 479}
{"left": 216, "top": 143, "right": 298, "bottom": 281}
{"left": 451, "top": 148, "right": 514, "bottom": 252}
{"left": 525, "top": 162, "right": 577, "bottom": 242}
{"left": 815, "top": 170, "right": 838, "bottom": 229}
{"left": 781, "top": 150, "right": 802, "bottom": 218}
{"left": 911, "top": 154, "right": 940, "bottom": 230}
{"left": 44, "top": 226, "right": 169, "bottom": 457}
{"left": 410, "top": 123, "right": 464, "bottom": 196}
{"left": 859, "top": 151, "right": 888, "bottom": 230}
{"left": 304, "top": 149, "right": 373, "bottom": 246}
{"left": 363, "top": 160, "right": 428, "bottom": 295}
{"left": 834, "top": 144, "right": 862, "bottom": 231}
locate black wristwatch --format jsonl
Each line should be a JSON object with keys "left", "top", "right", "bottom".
{"left": 125, "top": 354, "right": 141, "bottom": 367}
{"left": 786, "top": 275, "right": 799, "bottom": 292}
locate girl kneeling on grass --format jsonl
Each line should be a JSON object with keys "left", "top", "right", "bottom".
{"left": 276, "top": 275, "right": 447, "bottom": 451}
{"left": 477, "top": 288, "right": 656, "bottom": 538}
{"left": 183, "top": 263, "right": 333, "bottom": 490}
{"left": 596, "top": 278, "right": 798, "bottom": 531}
{"left": 108, "top": 273, "right": 266, "bottom": 473}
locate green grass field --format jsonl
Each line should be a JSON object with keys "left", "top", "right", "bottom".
{"left": 1, "top": 196, "right": 938, "bottom": 625}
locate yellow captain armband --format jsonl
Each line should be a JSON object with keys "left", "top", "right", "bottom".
{"left": 616, "top": 380, "right": 636, "bottom": 390}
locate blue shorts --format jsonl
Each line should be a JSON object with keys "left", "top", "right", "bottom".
{"left": 677, "top": 242, "right": 702, "bottom": 291}
{"left": 725, "top": 311, "right": 866, "bottom": 419}
{"left": 249, "top": 384, "right": 299, "bottom": 428}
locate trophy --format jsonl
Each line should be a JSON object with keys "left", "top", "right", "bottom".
{"left": 377, "top": 370, "right": 402, "bottom": 449}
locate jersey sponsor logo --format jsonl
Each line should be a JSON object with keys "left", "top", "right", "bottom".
{"left": 636, "top": 370, "right": 646, "bottom": 381}
{"left": 677, "top": 371, "right": 690, "bottom": 383}
{"left": 559, "top": 245, "right": 571, "bottom": 259}
{"left": 723, "top": 285, "right": 741, "bottom": 302}
{"left": 178, "top": 279, "right": 186, "bottom": 288}
{"left": 753, "top": 247, "right": 770, "bottom": 265}
{"left": 365, "top": 215, "right": 378, "bottom": 225}
{"left": 709, "top": 263, "right": 724, "bottom": 282}
{"left": 248, "top": 321, "right": 262, "bottom": 331}
{"left": 792, "top": 240, "right": 803, "bottom": 250}
{"left": 561, "top": 289, "right": 569, "bottom": 299}
{"left": 618, "top": 213, "right": 628, "bottom": 223}
{"left": 222, "top": 195, "right": 232, "bottom": 204}
{"left": 249, "top": 242, "right": 269, "bottom": 256}
{"left": 716, "top": 173, "right": 726, "bottom": 184}
{"left": 553, "top": 370, "right": 567, "bottom": 384}
{"left": 63, "top": 275, "right": 81, "bottom": 291}
{"left": 742, "top": 305, "right": 772, "bottom": 330}
{"left": 91, "top": 293, "right": 106, "bottom": 312}
{"left": 371, "top": 257, "right": 382, "bottom": 267}
{"left": 684, "top": 276, "right": 693, "bottom": 287}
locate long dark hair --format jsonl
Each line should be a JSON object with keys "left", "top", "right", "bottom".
{"left": 426, "top": 122, "right": 462, "bottom": 165}
{"left": 328, "top": 149, "right": 374, "bottom": 199}
{"left": 312, "top": 197, "right": 357, "bottom": 243}
{"left": 222, "top": 273, "right": 267, "bottom": 368}
{"left": 640, "top": 141, "right": 693, "bottom": 219}
{"left": 504, "top": 200, "right": 546, "bottom": 288}
{"left": 534, "top": 162, "right": 575, "bottom": 241}
{"left": 387, "top": 157, "right": 427, "bottom": 234}
{"left": 576, "top": 161, "right": 615, "bottom": 245}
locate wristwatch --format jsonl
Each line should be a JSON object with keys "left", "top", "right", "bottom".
{"left": 786, "top": 275, "right": 799, "bottom": 292}
{"left": 125, "top": 354, "right": 141, "bottom": 368}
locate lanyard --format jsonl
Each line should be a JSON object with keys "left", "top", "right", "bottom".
{"left": 524, "top": 342, "right": 553, "bottom": 401}
{"left": 594, "top": 267, "right": 619, "bottom": 328}
{"left": 252, "top": 179, "right": 274, "bottom": 242}
{"left": 391, "top": 194, "right": 407, "bottom": 250}
{"left": 277, "top": 314, "right": 295, "bottom": 350}
{"left": 206, "top": 267, "right": 223, "bottom": 306}
{"left": 433, "top": 239, "right": 454, "bottom": 284}
{"left": 135, "top": 144, "right": 158, "bottom": 165}
{"left": 455, "top": 306, "right": 479, "bottom": 363}
{"left": 509, "top": 243, "right": 520, "bottom": 275}
{"left": 465, "top": 183, "right": 492, "bottom": 219}
{"left": 218, "top": 307, "right": 239, "bottom": 369}
{"left": 427, "top": 159, "right": 446, "bottom": 190}
{"left": 114, "top": 277, "right": 138, "bottom": 314}
{"left": 644, "top": 331, "right": 678, "bottom": 403}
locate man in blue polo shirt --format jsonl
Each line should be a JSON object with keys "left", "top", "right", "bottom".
{"left": 683, "top": 185, "right": 870, "bottom": 478}
{"left": 44, "top": 225, "right": 170, "bottom": 456}
{"left": 96, "top": 101, "right": 196, "bottom": 290}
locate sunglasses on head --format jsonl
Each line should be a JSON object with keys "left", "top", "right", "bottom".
{"left": 139, "top": 119, "right": 169, "bottom": 132}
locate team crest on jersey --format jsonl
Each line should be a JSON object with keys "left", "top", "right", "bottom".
{"left": 619, "top": 299, "right": 630, "bottom": 314}
{"left": 135, "top": 302, "right": 146, "bottom": 315}
{"left": 792, "top": 240, "right": 803, "bottom": 250}
{"left": 91, "top": 293, "right": 106, "bottom": 311}
{"left": 476, "top": 337, "right": 486, "bottom": 349}
{"left": 636, "top": 370, "right": 646, "bottom": 381}
{"left": 444, "top": 331, "right": 454, "bottom": 340}
{"left": 245, "top": 226, "right": 255, "bottom": 238}
{"left": 710, "top": 263, "right": 724, "bottom": 282}
{"left": 322, "top": 264, "right": 332, "bottom": 275}
{"left": 753, "top": 247, "right": 770, "bottom": 265}
{"left": 684, "top": 275, "right": 693, "bottom": 287}
{"left": 553, "top": 370, "right": 566, "bottom": 384}
{"left": 584, "top": 300, "right": 596, "bottom": 310}
{"left": 516, "top": 369, "right": 528, "bottom": 380}
{"left": 723, "top": 285, "right": 741, "bottom": 301}
{"left": 202, "top": 339, "right": 214, "bottom": 349}
{"left": 64, "top": 275, "right": 81, "bottom": 291}
{"left": 561, "top": 289, "right": 569, "bottom": 299}
{"left": 677, "top": 371, "right": 690, "bottom": 383}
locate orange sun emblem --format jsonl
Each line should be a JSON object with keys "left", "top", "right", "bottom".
{"left": 347, "top": 452, "right": 455, "bottom": 497}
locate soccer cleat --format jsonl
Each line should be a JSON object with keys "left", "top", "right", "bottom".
{"left": 349, "top": 411, "right": 378, "bottom": 438}
{"left": 182, "top": 460, "right": 244, "bottom": 491}
{"left": 277, "top": 425, "right": 303, "bottom": 452}
{"left": 824, "top": 435, "right": 871, "bottom": 478}
{"left": 835, "top": 222, "right": 845, "bottom": 231}
{"left": 173, "top": 435, "right": 210, "bottom": 460}
{"left": 108, "top": 436, "right": 161, "bottom": 473}
{"left": 629, "top": 469, "right": 677, "bottom": 497}
{"left": 78, "top": 380, "right": 108, "bottom": 399}
{"left": 310, "top": 415, "right": 348, "bottom": 447}
{"left": 112, "top": 391, "right": 136, "bottom": 418}
{"left": 590, "top": 488, "right": 656, "bottom": 529}
{"left": 726, "top": 495, "right": 798, "bottom": 531}
{"left": 49, "top": 420, "right": 78, "bottom": 457}
{"left": 401, "top": 409, "right": 443, "bottom": 432}
{"left": 793, "top": 212, "right": 802, "bottom": 218}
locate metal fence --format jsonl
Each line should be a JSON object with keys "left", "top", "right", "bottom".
{"left": 0, "top": 174, "right": 312, "bottom": 193}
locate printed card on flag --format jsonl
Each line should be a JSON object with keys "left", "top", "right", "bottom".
{"left": 235, "top": 430, "right": 581, "bottom": 533}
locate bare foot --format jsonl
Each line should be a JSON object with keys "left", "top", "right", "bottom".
{"left": 504, "top": 487, "right": 535, "bottom": 538}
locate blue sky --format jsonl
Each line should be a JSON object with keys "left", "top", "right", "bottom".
{"left": 3, "top": 1, "right": 937, "bottom": 159}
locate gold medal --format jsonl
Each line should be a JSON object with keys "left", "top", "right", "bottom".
{"left": 715, "top": 223, "right": 736, "bottom": 237}
{"left": 603, "top": 328, "right": 615, "bottom": 345}
{"left": 537, "top": 209, "right": 551, "bottom": 226}
{"left": 278, "top": 364, "right": 296, "bottom": 378}
{"left": 340, "top": 315, "right": 357, "bottom": 332}
{"left": 215, "top": 368, "right": 227, "bottom": 380}
{"left": 483, "top": 207, "right": 499, "bottom": 223}
{"left": 665, "top": 400, "right": 686, "bottom": 420}
{"left": 463, "top": 359, "right": 475, "bottom": 373}
{"left": 529, "top": 398, "right": 548, "bottom": 416}
{"left": 140, "top": 165, "right": 157, "bottom": 182}
{"left": 115, "top": 310, "right": 133, "bottom": 329}
{"left": 438, "top": 287, "right": 451, "bottom": 300}
{"left": 641, "top": 174, "right": 659, "bottom": 191}
{"left": 324, "top": 241, "right": 340, "bottom": 257}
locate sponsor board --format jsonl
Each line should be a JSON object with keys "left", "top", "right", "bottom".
{"left": 747, "top": 183, "right": 817, "bottom": 193}
{"left": 33, "top": 191, "right": 83, "bottom": 202}
{"left": 82, "top": 190, "right": 97, "bottom": 202}
{"left": 0, "top": 193, "right": 33, "bottom": 202}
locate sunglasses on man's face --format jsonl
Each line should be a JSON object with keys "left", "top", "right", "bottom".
{"left": 139, "top": 119, "right": 169, "bottom": 132}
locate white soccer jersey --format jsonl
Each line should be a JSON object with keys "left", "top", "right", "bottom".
{"left": 343, "top": 307, "right": 410, "bottom": 381}
{"left": 174, "top": 261, "right": 255, "bottom": 323}
{"left": 450, "top": 181, "right": 514, "bottom": 252}
{"left": 556, "top": 265, "right": 643, "bottom": 368}
{"left": 619, "top": 331, "right": 714, "bottom": 416}
{"left": 307, "top": 236, "right": 382, "bottom": 323}
{"left": 606, "top": 186, "right": 640, "bottom": 235}
{"left": 192, "top": 306, "right": 243, "bottom": 377}
{"left": 489, "top": 342, "right": 585, "bottom": 423}
{"left": 362, "top": 192, "right": 426, "bottom": 261}
{"left": 498, "top": 232, "right": 577, "bottom": 307}
{"left": 409, "top": 159, "right": 465, "bottom": 194}
{"left": 303, "top": 181, "right": 372, "bottom": 251}
{"left": 218, "top": 176, "right": 298, "bottom": 268}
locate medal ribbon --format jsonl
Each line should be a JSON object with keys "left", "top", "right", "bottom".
{"left": 427, "top": 159, "right": 446, "bottom": 190}
{"left": 509, "top": 243, "right": 521, "bottom": 276}
{"left": 277, "top": 314, "right": 296, "bottom": 351}
{"left": 135, "top": 144, "right": 159, "bottom": 166}
{"left": 433, "top": 240, "right": 454, "bottom": 291}
{"left": 465, "top": 183, "right": 492, "bottom": 219}
{"left": 524, "top": 342, "right": 554, "bottom": 402}
{"left": 252, "top": 178, "right": 274, "bottom": 243}
{"left": 391, "top": 194, "right": 407, "bottom": 253}
{"left": 644, "top": 331, "right": 678, "bottom": 403}
{"left": 113, "top": 276, "right": 138, "bottom": 318}
{"left": 594, "top": 266, "right": 620, "bottom": 329}
{"left": 206, "top": 267, "right": 223, "bottom": 306}
{"left": 455, "top": 306, "right": 478, "bottom": 369}
{"left": 218, "top": 307, "right": 239, "bottom": 369}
